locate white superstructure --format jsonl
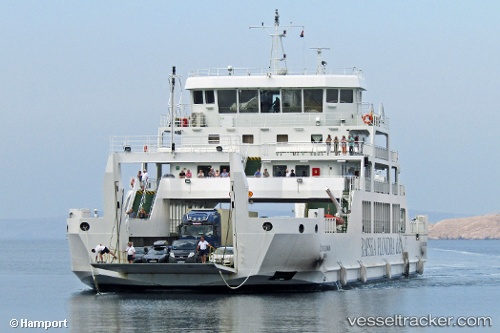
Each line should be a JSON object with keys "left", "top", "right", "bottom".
{"left": 67, "top": 11, "right": 427, "bottom": 291}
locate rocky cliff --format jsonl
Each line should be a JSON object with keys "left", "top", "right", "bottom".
{"left": 428, "top": 214, "right": 500, "bottom": 240}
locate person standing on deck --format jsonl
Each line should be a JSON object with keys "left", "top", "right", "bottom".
{"left": 125, "top": 242, "right": 136, "bottom": 264}
{"left": 334, "top": 136, "right": 339, "bottom": 156}
{"left": 341, "top": 136, "right": 347, "bottom": 155}
{"left": 326, "top": 134, "right": 332, "bottom": 155}
{"left": 197, "top": 236, "right": 211, "bottom": 264}
{"left": 348, "top": 134, "right": 355, "bottom": 155}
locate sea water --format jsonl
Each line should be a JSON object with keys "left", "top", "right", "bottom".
{"left": 0, "top": 238, "right": 498, "bottom": 332}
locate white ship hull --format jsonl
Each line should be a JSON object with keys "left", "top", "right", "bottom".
{"left": 67, "top": 156, "right": 427, "bottom": 291}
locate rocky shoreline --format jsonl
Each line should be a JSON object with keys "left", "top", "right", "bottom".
{"left": 428, "top": 214, "right": 500, "bottom": 240}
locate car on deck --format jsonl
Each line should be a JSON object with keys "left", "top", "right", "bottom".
{"left": 140, "top": 240, "right": 170, "bottom": 263}
{"left": 209, "top": 246, "right": 234, "bottom": 267}
{"left": 169, "top": 239, "right": 199, "bottom": 263}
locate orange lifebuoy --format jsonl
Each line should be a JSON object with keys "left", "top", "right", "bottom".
{"left": 362, "top": 114, "right": 373, "bottom": 125}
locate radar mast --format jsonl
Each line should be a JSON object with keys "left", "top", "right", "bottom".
{"left": 250, "top": 9, "right": 304, "bottom": 75}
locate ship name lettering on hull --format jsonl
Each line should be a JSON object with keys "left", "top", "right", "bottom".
{"left": 361, "top": 237, "right": 402, "bottom": 257}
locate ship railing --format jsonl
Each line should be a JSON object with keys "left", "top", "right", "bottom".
{"left": 111, "top": 134, "right": 243, "bottom": 154}
{"left": 189, "top": 67, "right": 364, "bottom": 77}
{"left": 262, "top": 141, "right": 367, "bottom": 157}
{"left": 159, "top": 104, "right": 192, "bottom": 127}
{"left": 392, "top": 183, "right": 399, "bottom": 195}
{"left": 365, "top": 178, "right": 372, "bottom": 192}
{"left": 324, "top": 218, "right": 338, "bottom": 233}
{"left": 409, "top": 216, "right": 428, "bottom": 234}
{"left": 158, "top": 106, "right": 390, "bottom": 130}
{"left": 111, "top": 135, "right": 161, "bottom": 153}
{"left": 374, "top": 180, "right": 390, "bottom": 194}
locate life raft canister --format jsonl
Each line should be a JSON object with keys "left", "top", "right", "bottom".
{"left": 362, "top": 113, "right": 373, "bottom": 125}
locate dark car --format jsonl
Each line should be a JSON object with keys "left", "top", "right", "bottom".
{"left": 141, "top": 240, "right": 170, "bottom": 263}
{"left": 169, "top": 239, "right": 199, "bottom": 263}
{"left": 133, "top": 246, "right": 152, "bottom": 263}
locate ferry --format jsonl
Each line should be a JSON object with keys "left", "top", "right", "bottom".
{"left": 67, "top": 10, "right": 428, "bottom": 291}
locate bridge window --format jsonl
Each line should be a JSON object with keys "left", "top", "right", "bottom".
{"left": 326, "top": 89, "right": 339, "bottom": 103}
{"left": 340, "top": 89, "right": 354, "bottom": 103}
{"left": 282, "top": 89, "right": 302, "bottom": 113}
{"left": 304, "top": 89, "right": 323, "bottom": 112}
{"left": 193, "top": 90, "right": 203, "bottom": 104}
{"left": 260, "top": 90, "right": 280, "bottom": 113}
{"left": 205, "top": 90, "right": 215, "bottom": 104}
{"left": 218, "top": 90, "right": 237, "bottom": 113}
{"left": 239, "top": 90, "right": 259, "bottom": 113}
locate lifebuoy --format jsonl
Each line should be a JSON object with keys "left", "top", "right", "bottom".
{"left": 362, "top": 114, "right": 373, "bottom": 125}
{"left": 143, "top": 145, "right": 148, "bottom": 152}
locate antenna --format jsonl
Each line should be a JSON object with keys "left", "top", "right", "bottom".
{"left": 168, "top": 66, "right": 181, "bottom": 154}
{"left": 250, "top": 9, "right": 304, "bottom": 75}
{"left": 310, "top": 47, "right": 330, "bottom": 74}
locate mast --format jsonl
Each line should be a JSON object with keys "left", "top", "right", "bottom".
{"left": 310, "top": 47, "right": 330, "bottom": 74}
{"left": 250, "top": 9, "right": 304, "bottom": 75}
{"left": 169, "top": 66, "right": 176, "bottom": 154}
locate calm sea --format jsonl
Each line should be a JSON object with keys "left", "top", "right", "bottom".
{"left": 0, "top": 239, "right": 498, "bottom": 333}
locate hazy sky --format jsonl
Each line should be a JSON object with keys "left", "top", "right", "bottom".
{"left": 1, "top": 0, "right": 499, "bottom": 220}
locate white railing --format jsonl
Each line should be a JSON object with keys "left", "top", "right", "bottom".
{"left": 375, "top": 146, "right": 389, "bottom": 160}
{"left": 112, "top": 135, "right": 161, "bottom": 153}
{"left": 324, "top": 218, "right": 337, "bottom": 233}
{"left": 409, "top": 216, "right": 428, "bottom": 234}
{"left": 189, "top": 67, "right": 364, "bottom": 77}
{"left": 374, "top": 181, "right": 390, "bottom": 194}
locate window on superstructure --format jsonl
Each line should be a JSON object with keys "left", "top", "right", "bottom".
{"left": 362, "top": 201, "right": 372, "bottom": 233}
{"left": 205, "top": 90, "right": 215, "bottom": 104}
{"left": 260, "top": 90, "right": 280, "bottom": 113}
{"left": 208, "top": 134, "right": 220, "bottom": 144}
{"left": 277, "top": 134, "right": 288, "bottom": 143}
{"left": 295, "top": 165, "right": 309, "bottom": 177}
{"left": 239, "top": 90, "right": 259, "bottom": 113}
{"left": 311, "top": 134, "right": 323, "bottom": 143}
{"left": 326, "top": 89, "right": 339, "bottom": 103}
{"left": 218, "top": 90, "right": 237, "bottom": 113}
{"left": 273, "top": 165, "right": 287, "bottom": 177}
{"left": 193, "top": 90, "right": 204, "bottom": 104}
{"left": 282, "top": 89, "right": 302, "bottom": 113}
{"left": 339, "top": 89, "right": 354, "bottom": 103}
{"left": 304, "top": 89, "right": 323, "bottom": 112}
{"left": 242, "top": 135, "right": 254, "bottom": 144}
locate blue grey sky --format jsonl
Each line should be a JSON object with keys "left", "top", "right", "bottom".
{"left": 1, "top": 0, "right": 499, "bottom": 219}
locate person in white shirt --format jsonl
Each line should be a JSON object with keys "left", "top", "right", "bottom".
{"left": 196, "top": 236, "right": 212, "bottom": 264}
{"left": 125, "top": 242, "right": 136, "bottom": 263}
{"left": 91, "top": 244, "right": 117, "bottom": 263}
{"left": 142, "top": 169, "right": 149, "bottom": 189}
